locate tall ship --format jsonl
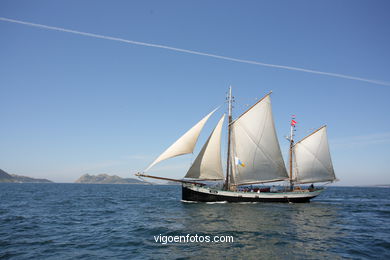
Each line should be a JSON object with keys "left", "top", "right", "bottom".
{"left": 136, "top": 87, "right": 337, "bottom": 202}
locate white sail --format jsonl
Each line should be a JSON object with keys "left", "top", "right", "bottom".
{"left": 185, "top": 114, "right": 225, "bottom": 180}
{"left": 144, "top": 108, "right": 217, "bottom": 172}
{"left": 231, "top": 94, "right": 288, "bottom": 185}
{"left": 293, "top": 126, "right": 336, "bottom": 184}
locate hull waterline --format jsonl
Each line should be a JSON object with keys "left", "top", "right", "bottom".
{"left": 182, "top": 184, "right": 323, "bottom": 203}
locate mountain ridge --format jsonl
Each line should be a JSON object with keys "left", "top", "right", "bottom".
{"left": 75, "top": 173, "right": 146, "bottom": 184}
{"left": 0, "top": 169, "right": 53, "bottom": 183}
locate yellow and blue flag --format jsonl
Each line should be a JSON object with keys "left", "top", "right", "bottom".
{"left": 235, "top": 157, "right": 245, "bottom": 167}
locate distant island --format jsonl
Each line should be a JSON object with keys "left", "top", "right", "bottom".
{"left": 75, "top": 174, "right": 146, "bottom": 184}
{"left": 0, "top": 169, "right": 53, "bottom": 183}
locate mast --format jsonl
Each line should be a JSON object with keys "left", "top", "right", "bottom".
{"left": 224, "top": 86, "right": 233, "bottom": 191}
{"left": 289, "top": 115, "right": 296, "bottom": 190}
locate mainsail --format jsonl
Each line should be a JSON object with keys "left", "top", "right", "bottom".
{"left": 293, "top": 126, "right": 336, "bottom": 184}
{"left": 144, "top": 108, "right": 217, "bottom": 172}
{"left": 185, "top": 114, "right": 225, "bottom": 180}
{"left": 231, "top": 93, "right": 288, "bottom": 185}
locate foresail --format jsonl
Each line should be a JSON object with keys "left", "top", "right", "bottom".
{"left": 231, "top": 94, "right": 288, "bottom": 185}
{"left": 144, "top": 108, "right": 218, "bottom": 172}
{"left": 293, "top": 126, "right": 336, "bottom": 184}
{"left": 185, "top": 114, "right": 225, "bottom": 180}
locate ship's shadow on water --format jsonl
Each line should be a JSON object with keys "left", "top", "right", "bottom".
{"left": 1, "top": 184, "right": 389, "bottom": 259}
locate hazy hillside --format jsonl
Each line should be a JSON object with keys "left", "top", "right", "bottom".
{"left": 0, "top": 169, "right": 15, "bottom": 182}
{"left": 10, "top": 174, "right": 53, "bottom": 183}
{"left": 0, "top": 169, "right": 53, "bottom": 183}
{"left": 75, "top": 174, "right": 146, "bottom": 184}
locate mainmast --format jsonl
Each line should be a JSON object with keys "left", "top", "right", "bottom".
{"left": 289, "top": 115, "right": 297, "bottom": 190}
{"left": 224, "top": 86, "right": 233, "bottom": 191}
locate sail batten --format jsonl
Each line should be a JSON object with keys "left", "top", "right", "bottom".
{"left": 185, "top": 114, "right": 225, "bottom": 180}
{"left": 144, "top": 108, "right": 218, "bottom": 172}
{"left": 231, "top": 94, "right": 288, "bottom": 185}
{"left": 293, "top": 126, "right": 336, "bottom": 184}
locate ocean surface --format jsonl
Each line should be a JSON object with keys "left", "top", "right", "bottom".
{"left": 1, "top": 184, "right": 389, "bottom": 259}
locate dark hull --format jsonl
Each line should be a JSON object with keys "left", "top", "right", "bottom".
{"left": 182, "top": 185, "right": 317, "bottom": 203}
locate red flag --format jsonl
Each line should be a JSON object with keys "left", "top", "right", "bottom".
{"left": 291, "top": 119, "right": 297, "bottom": 126}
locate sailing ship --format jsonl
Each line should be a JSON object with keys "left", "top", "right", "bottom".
{"left": 136, "top": 87, "right": 337, "bottom": 202}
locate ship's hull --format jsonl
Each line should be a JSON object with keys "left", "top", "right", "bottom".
{"left": 182, "top": 184, "right": 323, "bottom": 203}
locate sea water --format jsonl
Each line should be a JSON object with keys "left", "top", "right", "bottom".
{"left": 1, "top": 183, "right": 389, "bottom": 259}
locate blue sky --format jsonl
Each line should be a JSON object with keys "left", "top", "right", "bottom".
{"left": 0, "top": 1, "right": 389, "bottom": 185}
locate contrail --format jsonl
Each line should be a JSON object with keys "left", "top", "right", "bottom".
{"left": 1, "top": 16, "right": 389, "bottom": 87}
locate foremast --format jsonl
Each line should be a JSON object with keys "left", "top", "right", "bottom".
{"left": 224, "top": 86, "right": 234, "bottom": 191}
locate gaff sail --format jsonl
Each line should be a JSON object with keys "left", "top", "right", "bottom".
{"left": 231, "top": 93, "right": 288, "bottom": 185}
{"left": 293, "top": 126, "right": 336, "bottom": 184}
